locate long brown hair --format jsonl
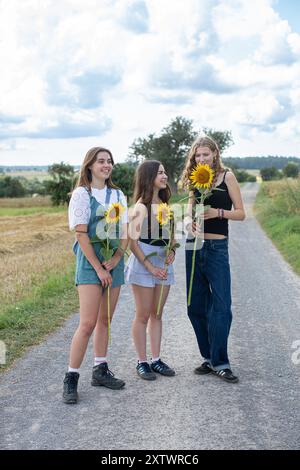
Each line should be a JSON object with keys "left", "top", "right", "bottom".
{"left": 133, "top": 160, "right": 171, "bottom": 207}
{"left": 74, "top": 147, "right": 119, "bottom": 191}
{"left": 181, "top": 135, "right": 225, "bottom": 190}
{"left": 133, "top": 160, "right": 172, "bottom": 237}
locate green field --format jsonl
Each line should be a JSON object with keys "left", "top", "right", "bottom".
{"left": 254, "top": 178, "right": 300, "bottom": 275}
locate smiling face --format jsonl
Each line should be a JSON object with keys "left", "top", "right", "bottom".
{"left": 153, "top": 164, "right": 168, "bottom": 190}
{"left": 89, "top": 151, "right": 113, "bottom": 181}
{"left": 194, "top": 146, "right": 216, "bottom": 168}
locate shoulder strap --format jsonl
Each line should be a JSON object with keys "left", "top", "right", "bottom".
{"left": 105, "top": 187, "right": 112, "bottom": 205}
{"left": 83, "top": 186, "right": 92, "bottom": 199}
{"left": 222, "top": 169, "right": 229, "bottom": 183}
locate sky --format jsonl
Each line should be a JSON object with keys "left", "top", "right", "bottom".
{"left": 0, "top": 0, "right": 300, "bottom": 166}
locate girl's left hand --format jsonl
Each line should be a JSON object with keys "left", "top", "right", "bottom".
{"left": 203, "top": 207, "right": 218, "bottom": 220}
{"left": 102, "top": 254, "right": 120, "bottom": 271}
{"left": 166, "top": 250, "right": 175, "bottom": 265}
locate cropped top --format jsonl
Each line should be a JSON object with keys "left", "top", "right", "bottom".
{"left": 139, "top": 210, "right": 172, "bottom": 246}
{"left": 194, "top": 170, "right": 232, "bottom": 236}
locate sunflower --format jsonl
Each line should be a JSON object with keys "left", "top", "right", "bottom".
{"left": 104, "top": 202, "right": 125, "bottom": 224}
{"left": 189, "top": 164, "right": 214, "bottom": 189}
{"left": 156, "top": 203, "right": 173, "bottom": 226}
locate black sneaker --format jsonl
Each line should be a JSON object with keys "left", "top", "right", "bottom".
{"left": 213, "top": 368, "right": 239, "bottom": 383}
{"left": 136, "top": 362, "right": 156, "bottom": 380}
{"left": 63, "top": 372, "right": 79, "bottom": 404}
{"left": 151, "top": 359, "right": 175, "bottom": 376}
{"left": 194, "top": 361, "right": 212, "bottom": 375}
{"left": 91, "top": 363, "right": 125, "bottom": 390}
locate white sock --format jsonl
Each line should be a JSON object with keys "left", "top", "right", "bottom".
{"left": 138, "top": 359, "right": 148, "bottom": 364}
{"left": 94, "top": 356, "right": 107, "bottom": 366}
{"left": 151, "top": 357, "right": 160, "bottom": 363}
{"left": 68, "top": 366, "right": 80, "bottom": 373}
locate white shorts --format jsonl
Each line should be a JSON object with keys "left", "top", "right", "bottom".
{"left": 125, "top": 241, "right": 175, "bottom": 287}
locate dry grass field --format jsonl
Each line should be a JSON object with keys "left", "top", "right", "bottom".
{"left": 0, "top": 210, "right": 74, "bottom": 309}
{"left": 0, "top": 198, "right": 79, "bottom": 370}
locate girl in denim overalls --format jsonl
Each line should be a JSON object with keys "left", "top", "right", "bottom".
{"left": 63, "top": 147, "right": 128, "bottom": 404}
{"left": 182, "top": 136, "right": 246, "bottom": 384}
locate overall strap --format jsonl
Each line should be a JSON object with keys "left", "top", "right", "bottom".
{"left": 105, "top": 187, "right": 112, "bottom": 205}
{"left": 116, "top": 189, "right": 120, "bottom": 202}
{"left": 83, "top": 186, "right": 92, "bottom": 200}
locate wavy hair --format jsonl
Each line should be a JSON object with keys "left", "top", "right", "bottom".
{"left": 181, "top": 135, "right": 225, "bottom": 190}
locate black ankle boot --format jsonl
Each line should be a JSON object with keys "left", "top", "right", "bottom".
{"left": 91, "top": 363, "right": 125, "bottom": 390}
{"left": 63, "top": 372, "right": 79, "bottom": 404}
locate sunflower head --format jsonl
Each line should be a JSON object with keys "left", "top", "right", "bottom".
{"left": 156, "top": 203, "right": 173, "bottom": 226}
{"left": 104, "top": 202, "right": 125, "bottom": 224}
{"left": 189, "top": 164, "right": 214, "bottom": 189}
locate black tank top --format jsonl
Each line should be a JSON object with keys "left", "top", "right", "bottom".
{"left": 139, "top": 211, "right": 171, "bottom": 246}
{"left": 195, "top": 170, "right": 232, "bottom": 236}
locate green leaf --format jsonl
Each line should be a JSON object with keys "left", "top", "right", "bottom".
{"left": 149, "top": 239, "right": 168, "bottom": 246}
{"left": 144, "top": 252, "right": 158, "bottom": 260}
{"left": 100, "top": 247, "right": 114, "bottom": 260}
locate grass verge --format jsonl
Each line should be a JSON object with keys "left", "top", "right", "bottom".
{"left": 254, "top": 178, "right": 300, "bottom": 275}
{"left": 0, "top": 264, "right": 78, "bottom": 372}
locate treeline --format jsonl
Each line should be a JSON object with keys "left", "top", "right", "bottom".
{"left": 223, "top": 156, "right": 300, "bottom": 170}
{"left": 2, "top": 115, "right": 299, "bottom": 201}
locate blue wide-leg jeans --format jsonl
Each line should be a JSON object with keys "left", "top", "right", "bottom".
{"left": 185, "top": 238, "right": 232, "bottom": 371}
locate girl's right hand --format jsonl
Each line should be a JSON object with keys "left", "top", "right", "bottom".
{"left": 147, "top": 263, "right": 167, "bottom": 280}
{"left": 96, "top": 268, "right": 112, "bottom": 288}
{"left": 191, "top": 221, "right": 204, "bottom": 238}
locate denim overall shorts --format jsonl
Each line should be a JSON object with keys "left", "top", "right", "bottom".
{"left": 73, "top": 187, "right": 125, "bottom": 288}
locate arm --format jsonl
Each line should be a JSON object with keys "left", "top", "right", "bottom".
{"left": 203, "top": 172, "right": 246, "bottom": 221}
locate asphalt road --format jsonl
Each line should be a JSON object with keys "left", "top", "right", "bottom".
{"left": 1, "top": 182, "right": 300, "bottom": 450}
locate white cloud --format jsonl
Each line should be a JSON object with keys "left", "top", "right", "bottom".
{"left": 0, "top": 0, "right": 300, "bottom": 165}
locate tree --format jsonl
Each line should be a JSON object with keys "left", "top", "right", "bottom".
{"left": 127, "top": 117, "right": 234, "bottom": 193}
{"left": 260, "top": 167, "right": 281, "bottom": 181}
{"left": 45, "top": 162, "right": 75, "bottom": 205}
{"left": 0, "top": 176, "right": 26, "bottom": 197}
{"left": 127, "top": 116, "right": 197, "bottom": 193}
{"left": 282, "top": 162, "right": 299, "bottom": 178}
{"left": 202, "top": 128, "right": 234, "bottom": 155}
{"left": 112, "top": 163, "right": 135, "bottom": 199}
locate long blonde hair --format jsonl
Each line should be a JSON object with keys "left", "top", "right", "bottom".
{"left": 74, "top": 147, "right": 119, "bottom": 191}
{"left": 181, "top": 135, "right": 225, "bottom": 190}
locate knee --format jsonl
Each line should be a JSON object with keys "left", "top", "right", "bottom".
{"left": 150, "top": 311, "right": 162, "bottom": 321}
{"left": 97, "top": 315, "right": 111, "bottom": 328}
{"left": 78, "top": 321, "right": 96, "bottom": 337}
{"left": 134, "top": 312, "right": 150, "bottom": 325}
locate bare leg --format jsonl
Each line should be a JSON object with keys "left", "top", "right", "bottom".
{"left": 93, "top": 286, "right": 121, "bottom": 358}
{"left": 69, "top": 284, "right": 102, "bottom": 369}
{"left": 131, "top": 285, "right": 155, "bottom": 362}
{"left": 148, "top": 284, "right": 170, "bottom": 359}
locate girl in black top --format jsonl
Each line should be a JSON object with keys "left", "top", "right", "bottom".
{"left": 125, "top": 160, "right": 177, "bottom": 380}
{"left": 181, "top": 136, "right": 246, "bottom": 383}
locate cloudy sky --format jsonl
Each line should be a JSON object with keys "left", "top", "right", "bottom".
{"left": 0, "top": 0, "right": 299, "bottom": 166}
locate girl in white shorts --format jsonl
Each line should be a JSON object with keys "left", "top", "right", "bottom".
{"left": 125, "top": 160, "right": 177, "bottom": 380}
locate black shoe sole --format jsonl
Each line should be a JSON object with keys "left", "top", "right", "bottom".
{"left": 136, "top": 372, "right": 157, "bottom": 381}
{"left": 194, "top": 368, "right": 212, "bottom": 375}
{"left": 91, "top": 380, "right": 125, "bottom": 390}
{"left": 63, "top": 396, "right": 78, "bottom": 404}
{"left": 212, "top": 371, "right": 239, "bottom": 383}
{"left": 151, "top": 369, "right": 175, "bottom": 377}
